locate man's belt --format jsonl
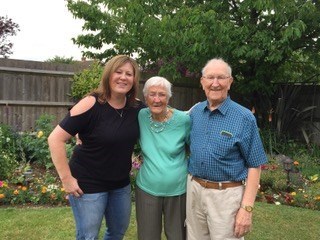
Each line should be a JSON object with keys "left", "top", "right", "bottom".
{"left": 191, "top": 176, "right": 244, "bottom": 190}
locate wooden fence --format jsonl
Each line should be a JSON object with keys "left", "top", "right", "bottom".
{"left": 0, "top": 58, "right": 205, "bottom": 131}
{"left": 2, "top": 58, "right": 319, "bottom": 145}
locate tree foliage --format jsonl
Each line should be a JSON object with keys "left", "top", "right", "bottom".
{"left": 67, "top": 0, "right": 320, "bottom": 116}
{"left": 0, "top": 16, "right": 19, "bottom": 58}
{"left": 45, "top": 55, "right": 76, "bottom": 64}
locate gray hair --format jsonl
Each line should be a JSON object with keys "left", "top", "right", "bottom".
{"left": 143, "top": 76, "right": 172, "bottom": 99}
{"left": 202, "top": 58, "right": 232, "bottom": 76}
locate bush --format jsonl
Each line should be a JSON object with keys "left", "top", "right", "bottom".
{"left": 71, "top": 61, "right": 103, "bottom": 100}
{"left": 0, "top": 124, "right": 19, "bottom": 179}
{"left": 18, "top": 114, "right": 76, "bottom": 169}
{"left": 19, "top": 114, "right": 55, "bottom": 169}
{"left": 0, "top": 164, "right": 68, "bottom": 206}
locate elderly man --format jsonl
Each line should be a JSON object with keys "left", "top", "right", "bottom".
{"left": 186, "top": 58, "right": 267, "bottom": 240}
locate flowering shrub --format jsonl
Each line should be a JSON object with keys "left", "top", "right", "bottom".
{"left": 0, "top": 153, "right": 144, "bottom": 206}
{"left": 259, "top": 156, "right": 320, "bottom": 210}
{"left": 0, "top": 114, "right": 76, "bottom": 173}
{"left": 19, "top": 114, "right": 56, "bottom": 169}
{"left": 0, "top": 164, "right": 68, "bottom": 206}
{"left": 0, "top": 117, "right": 69, "bottom": 204}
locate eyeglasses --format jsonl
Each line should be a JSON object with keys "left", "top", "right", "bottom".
{"left": 202, "top": 75, "right": 230, "bottom": 81}
{"left": 147, "top": 92, "right": 167, "bottom": 99}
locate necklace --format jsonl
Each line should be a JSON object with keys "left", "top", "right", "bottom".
{"left": 107, "top": 99, "right": 126, "bottom": 118}
{"left": 149, "top": 110, "right": 169, "bottom": 133}
{"left": 114, "top": 109, "right": 124, "bottom": 117}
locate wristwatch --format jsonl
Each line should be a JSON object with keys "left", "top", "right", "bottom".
{"left": 241, "top": 205, "right": 254, "bottom": 212}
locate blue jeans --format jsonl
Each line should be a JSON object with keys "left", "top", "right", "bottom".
{"left": 68, "top": 184, "right": 131, "bottom": 240}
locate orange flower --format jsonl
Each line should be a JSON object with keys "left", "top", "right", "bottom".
{"left": 13, "top": 189, "right": 19, "bottom": 195}
{"left": 314, "top": 196, "right": 320, "bottom": 201}
{"left": 50, "top": 194, "right": 56, "bottom": 200}
{"left": 22, "top": 186, "right": 27, "bottom": 191}
{"left": 268, "top": 109, "right": 274, "bottom": 122}
{"left": 0, "top": 193, "right": 5, "bottom": 199}
{"left": 41, "top": 186, "right": 47, "bottom": 193}
{"left": 293, "top": 161, "right": 299, "bottom": 166}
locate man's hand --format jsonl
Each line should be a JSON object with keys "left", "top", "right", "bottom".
{"left": 234, "top": 208, "right": 252, "bottom": 238}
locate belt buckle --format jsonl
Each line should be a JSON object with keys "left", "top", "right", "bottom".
{"left": 204, "top": 179, "right": 208, "bottom": 188}
{"left": 218, "top": 182, "right": 222, "bottom": 190}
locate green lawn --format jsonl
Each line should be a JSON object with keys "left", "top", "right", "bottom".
{"left": 0, "top": 202, "right": 319, "bottom": 240}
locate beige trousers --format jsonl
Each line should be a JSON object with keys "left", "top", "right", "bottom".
{"left": 186, "top": 174, "right": 245, "bottom": 240}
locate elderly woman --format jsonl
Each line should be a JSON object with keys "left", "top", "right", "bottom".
{"left": 135, "top": 76, "right": 191, "bottom": 240}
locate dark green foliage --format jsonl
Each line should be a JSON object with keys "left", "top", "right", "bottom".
{"left": 67, "top": 1, "right": 320, "bottom": 96}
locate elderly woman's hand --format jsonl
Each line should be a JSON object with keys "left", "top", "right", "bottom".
{"left": 75, "top": 134, "right": 82, "bottom": 145}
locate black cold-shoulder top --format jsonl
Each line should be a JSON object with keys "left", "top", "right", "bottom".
{"left": 59, "top": 95, "right": 145, "bottom": 193}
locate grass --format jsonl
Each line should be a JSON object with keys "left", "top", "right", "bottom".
{"left": 0, "top": 202, "right": 319, "bottom": 240}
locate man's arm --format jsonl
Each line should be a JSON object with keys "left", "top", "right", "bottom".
{"left": 234, "top": 166, "right": 261, "bottom": 238}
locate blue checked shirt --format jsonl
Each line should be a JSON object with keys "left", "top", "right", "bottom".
{"left": 188, "top": 96, "right": 267, "bottom": 181}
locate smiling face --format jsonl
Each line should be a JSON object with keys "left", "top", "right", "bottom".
{"left": 200, "top": 61, "right": 233, "bottom": 110}
{"left": 145, "top": 85, "right": 169, "bottom": 118}
{"left": 109, "top": 62, "right": 134, "bottom": 96}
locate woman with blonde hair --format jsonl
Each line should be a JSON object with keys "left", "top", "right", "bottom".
{"left": 48, "top": 55, "right": 144, "bottom": 240}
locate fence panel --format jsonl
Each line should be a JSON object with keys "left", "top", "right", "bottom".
{"left": 0, "top": 59, "right": 90, "bottom": 131}
{"left": 0, "top": 59, "right": 205, "bottom": 131}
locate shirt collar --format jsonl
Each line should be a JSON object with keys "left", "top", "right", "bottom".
{"left": 202, "top": 96, "right": 231, "bottom": 115}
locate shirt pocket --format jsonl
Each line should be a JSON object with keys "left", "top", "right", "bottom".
{"left": 209, "top": 134, "right": 235, "bottom": 158}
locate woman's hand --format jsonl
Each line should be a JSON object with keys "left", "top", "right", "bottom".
{"left": 61, "top": 175, "right": 84, "bottom": 198}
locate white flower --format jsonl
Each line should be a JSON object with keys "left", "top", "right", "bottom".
{"left": 47, "top": 184, "right": 58, "bottom": 191}
{"left": 273, "top": 194, "right": 280, "bottom": 199}
{"left": 275, "top": 201, "right": 281, "bottom": 205}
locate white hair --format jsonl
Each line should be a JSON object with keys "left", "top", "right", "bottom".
{"left": 143, "top": 76, "right": 172, "bottom": 98}
{"left": 202, "top": 58, "right": 232, "bottom": 76}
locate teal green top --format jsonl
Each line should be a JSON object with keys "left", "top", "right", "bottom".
{"left": 136, "top": 108, "right": 191, "bottom": 196}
